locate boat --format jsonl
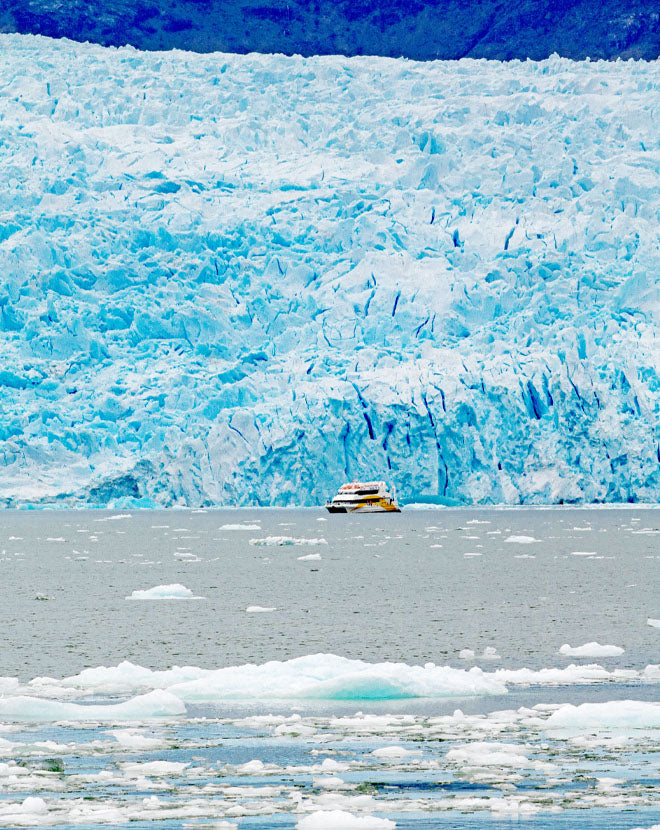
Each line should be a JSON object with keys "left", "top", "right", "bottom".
{"left": 325, "top": 480, "right": 401, "bottom": 513}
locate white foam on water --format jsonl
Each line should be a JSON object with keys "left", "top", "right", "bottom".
{"left": 559, "top": 642, "right": 625, "bottom": 657}
{"left": 125, "top": 584, "right": 203, "bottom": 600}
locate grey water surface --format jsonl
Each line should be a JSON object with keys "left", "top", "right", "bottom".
{"left": 0, "top": 505, "right": 657, "bottom": 681}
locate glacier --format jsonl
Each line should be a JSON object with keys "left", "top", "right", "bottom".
{"left": 0, "top": 34, "right": 659, "bottom": 507}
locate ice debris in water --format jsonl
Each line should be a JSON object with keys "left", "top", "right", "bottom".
{"left": 648, "top": 618, "right": 660, "bottom": 628}
{"left": 480, "top": 647, "right": 501, "bottom": 660}
{"left": 0, "top": 689, "right": 185, "bottom": 721}
{"left": 250, "top": 537, "right": 327, "bottom": 546}
{"left": 559, "top": 642, "right": 625, "bottom": 657}
{"left": 298, "top": 553, "right": 322, "bottom": 561}
{"left": 0, "top": 36, "right": 659, "bottom": 509}
{"left": 126, "top": 584, "right": 203, "bottom": 600}
{"left": 297, "top": 811, "right": 396, "bottom": 829}
{"left": 245, "top": 605, "right": 277, "bottom": 613}
{"left": 504, "top": 535, "right": 538, "bottom": 544}
{"left": 546, "top": 700, "right": 660, "bottom": 729}
{"left": 219, "top": 523, "right": 261, "bottom": 530}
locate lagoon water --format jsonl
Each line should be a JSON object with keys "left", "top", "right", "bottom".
{"left": 0, "top": 506, "right": 658, "bottom": 828}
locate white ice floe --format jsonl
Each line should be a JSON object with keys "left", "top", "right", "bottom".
{"left": 162, "top": 655, "right": 505, "bottom": 702}
{"left": 219, "top": 523, "right": 261, "bottom": 530}
{"left": 250, "top": 537, "right": 327, "bottom": 546}
{"left": 504, "top": 536, "right": 538, "bottom": 544}
{"left": 11, "top": 655, "right": 660, "bottom": 708}
{"left": 570, "top": 551, "right": 598, "bottom": 556}
{"left": 648, "top": 618, "right": 660, "bottom": 628}
{"left": 458, "top": 649, "right": 475, "bottom": 660}
{"left": 0, "top": 689, "right": 185, "bottom": 721}
{"left": 446, "top": 741, "right": 552, "bottom": 770}
{"left": 480, "top": 647, "right": 501, "bottom": 661}
{"left": 297, "top": 811, "right": 395, "bottom": 829}
{"left": 371, "top": 746, "right": 419, "bottom": 759}
{"left": 546, "top": 700, "right": 660, "bottom": 729}
{"left": 109, "top": 730, "right": 166, "bottom": 750}
{"left": 246, "top": 606, "right": 277, "bottom": 613}
{"left": 298, "top": 553, "right": 322, "bottom": 561}
{"left": 126, "top": 584, "right": 203, "bottom": 600}
{"left": 559, "top": 642, "right": 625, "bottom": 658}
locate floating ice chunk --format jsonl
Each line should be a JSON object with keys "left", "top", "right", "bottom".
{"left": 481, "top": 647, "right": 501, "bottom": 660}
{"left": 237, "top": 759, "right": 266, "bottom": 774}
{"left": 570, "top": 551, "right": 597, "bottom": 556}
{"left": 446, "top": 742, "right": 548, "bottom": 769}
{"left": 0, "top": 689, "right": 185, "bottom": 721}
{"left": 165, "top": 653, "right": 506, "bottom": 701}
{"left": 15, "top": 796, "right": 48, "bottom": 815}
{"left": 458, "top": 649, "right": 475, "bottom": 660}
{"left": 219, "top": 523, "right": 261, "bottom": 530}
{"left": 298, "top": 553, "right": 322, "bottom": 561}
{"left": 0, "top": 677, "right": 20, "bottom": 694}
{"left": 120, "top": 760, "right": 189, "bottom": 776}
{"left": 546, "top": 700, "right": 660, "bottom": 729}
{"left": 648, "top": 619, "right": 660, "bottom": 628}
{"left": 246, "top": 606, "right": 277, "bottom": 613}
{"left": 371, "top": 745, "right": 419, "bottom": 758}
{"left": 504, "top": 536, "right": 538, "bottom": 544}
{"left": 250, "top": 536, "right": 327, "bottom": 546}
{"left": 109, "top": 730, "right": 165, "bottom": 750}
{"left": 126, "top": 584, "right": 203, "bottom": 600}
{"left": 559, "top": 642, "right": 625, "bottom": 657}
{"left": 296, "top": 811, "right": 395, "bottom": 830}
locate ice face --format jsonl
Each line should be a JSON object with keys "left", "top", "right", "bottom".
{"left": 1, "top": 35, "right": 659, "bottom": 507}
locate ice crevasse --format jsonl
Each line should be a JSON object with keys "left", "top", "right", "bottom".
{"left": 0, "top": 34, "right": 658, "bottom": 507}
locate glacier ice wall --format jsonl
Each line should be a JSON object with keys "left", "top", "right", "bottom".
{"left": 0, "top": 35, "right": 658, "bottom": 507}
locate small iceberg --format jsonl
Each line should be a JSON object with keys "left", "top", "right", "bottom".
{"left": 559, "top": 642, "right": 624, "bottom": 658}
{"left": 126, "top": 584, "right": 203, "bottom": 600}
{"left": 246, "top": 605, "right": 277, "bottom": 613}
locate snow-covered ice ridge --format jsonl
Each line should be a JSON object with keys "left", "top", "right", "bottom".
{"left": 1, "top": 35, "right": 659, "bottom": 507}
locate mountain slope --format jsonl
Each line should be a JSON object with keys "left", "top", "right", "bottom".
{"left": 2, "top": 0, "right": 660, "bottom": 60}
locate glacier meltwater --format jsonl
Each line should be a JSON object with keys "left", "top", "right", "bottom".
{"left": 0, "top": 34, "right": 658, "bottom": 507}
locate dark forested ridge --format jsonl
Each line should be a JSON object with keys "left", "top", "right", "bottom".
{"left": 3, "top": 0, "right": 660, "bottom": 60}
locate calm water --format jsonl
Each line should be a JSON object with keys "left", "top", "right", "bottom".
{"left": 0, "top": 506, "right": 657, "bottom": 679}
